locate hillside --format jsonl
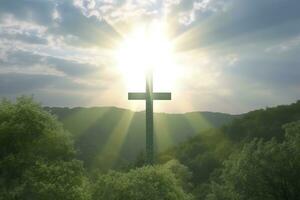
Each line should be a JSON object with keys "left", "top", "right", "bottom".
{"left": 45, "top": 107, "right": 237, "bottom": 170}
{"left": 224, "top": 100, "right": 300, "bottom": 141}
{"left": 159, "top": 100, "right": 300, "bottom": 199}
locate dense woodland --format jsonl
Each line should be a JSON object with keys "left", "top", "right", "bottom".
{"left": 1, "top": 96, "right": 300, "bottom": 199}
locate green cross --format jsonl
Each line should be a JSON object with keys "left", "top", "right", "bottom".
{"left": 128, "top": 70, "right": 171, "bottom": 165}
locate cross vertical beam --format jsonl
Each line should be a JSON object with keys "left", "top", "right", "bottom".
{"left": 128, "top": 70, "right": 171, "bottom": 165}
{"left": 146, "top": 71, "right": 154, "bottom": 164}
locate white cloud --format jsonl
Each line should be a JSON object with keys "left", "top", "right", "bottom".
{"left": 74, "top": 0, "right": 183, "bottom": 24}
{"left": 0, "top": 64, "right": 65, "bottom": 76}
{"left": 178, "top": 11, "right": 195, "bottom": 25}
{"left": 265, "top": 35, "right": 300, "bottom": 53}
{"left": 177, "top": 0, "right": 228, "bottom": 25}
{"left": 194, "top": 0, "right": 211, "bottom": 11}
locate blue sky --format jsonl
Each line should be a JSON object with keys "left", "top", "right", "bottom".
{"left": 0, "top": 0, "right": 300, "bottom": 114}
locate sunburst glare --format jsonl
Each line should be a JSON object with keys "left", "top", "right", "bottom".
{"left": 115, "top": 21, "right": 179, "bottom": 92}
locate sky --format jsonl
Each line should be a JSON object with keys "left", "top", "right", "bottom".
{"left": 0, "top": 0, "right": 300, "bottom": 114}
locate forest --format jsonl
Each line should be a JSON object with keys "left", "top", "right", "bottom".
{"left": 1, "top": 96, "right": 300, "bottom": 200}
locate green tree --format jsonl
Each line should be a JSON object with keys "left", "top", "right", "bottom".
{"left": 0, "top": 96, "right": 90, "bottom": 200}
{"left": 164, "top": 159, "right": 193, "bottom": 191}
{"left": 207, "top": 121, "right": 300, "bottom": 200}
{"left": 92, "top": 161, "right": 193, "bottom": 200}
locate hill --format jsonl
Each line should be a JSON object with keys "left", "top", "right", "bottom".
{"left": 159, "top": 100, "right": 300, "bottom": 199}
{"left": 224, "top": 100, "right": 300, "bottom": 141}
{"left": 45, "top": 107, "right": 237, "bottom": 170}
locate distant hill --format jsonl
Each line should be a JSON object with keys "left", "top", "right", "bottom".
{"left": 223, "top": 100, "right": 300, "bottom": 141}
{"left": 45, "top": 107, "right": 238, "bottom": 170}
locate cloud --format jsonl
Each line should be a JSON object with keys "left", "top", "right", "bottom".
{"left": 176, "top": 0, "right": 228, "bottom": 25}
{"left": 0, "top": 0, "right": 120, "bottom": 48}
{"left": 265, "top": 35, "right": 300, "bottom": 53}
{"left": 0, "top": 15, "right": 48, "bottom": 45}
{"left": 0, "top": 73, "right": 58, "bottom": 94}
{"left": 0, "top": 32, "right": 48, "bottom": 45}
{"left": 0, "top": 72, "right": 97, "bottom": 95}
{"left": 173, "top": 0, "right": 300, "bottom": 51}
{"left": 0, "top": 0, "right": 55, "bottom": 25}
{"left": 52, "top": 1, "right": 120, "bottom": 47}
{"left": 75, "top": 0, "right": 159, "bottom": 23}
{"left": 0, "top": 50, "right": 100, "bottom": 77}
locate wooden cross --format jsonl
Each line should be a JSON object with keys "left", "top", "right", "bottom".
{"left": 128, "top": 70, "right": 171, "bottom": 165}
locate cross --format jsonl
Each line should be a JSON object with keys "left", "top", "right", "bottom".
{"left": 128, "top": 70, "right": 171, "bottom": 165}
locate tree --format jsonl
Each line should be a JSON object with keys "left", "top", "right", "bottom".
{"left": 207, "top": 121, "right": 300, "bottom": 200}
{"left": 92, "top": 161, "right": 193, "bottom": 200}
{"left": 164, "top": 159, "right": 193, "bottom": 191}
{"left": 0, "top": 96, "right": 90, "bottom": 200}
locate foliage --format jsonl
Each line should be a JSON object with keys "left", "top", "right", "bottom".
{"left": 163, "top": 159, "right": 193, "bottom": 191}
{"left": 159, "top": 129, "right": 233, "bottom": 198}
{"left": 223, "top": 101, "right": 300, "bottom": 141}
{"left": 0, "top": 96, "right": 90, "bottom": 200}
{"left": 159, "top": 101, "right": 300, "bottom": 199}
{"left": 92, "top": 160, "right": 193, "bottom": 200}
{"left": 206, "top": 121, "right": 300, "bottom": 200}
{"left": 20, "top": 160, "right": 90, "bottom": 200}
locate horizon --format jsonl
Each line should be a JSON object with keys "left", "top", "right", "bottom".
{"left": 43, "top": 98, "right": 300, "bottom": 115}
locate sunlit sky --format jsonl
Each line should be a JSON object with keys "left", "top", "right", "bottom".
{"left": 0, "top": 0, "right": 300, "bottom": 114}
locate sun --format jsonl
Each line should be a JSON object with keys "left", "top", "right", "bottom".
{"left": 115, "top": 21, "right": 178, "bottom": 92}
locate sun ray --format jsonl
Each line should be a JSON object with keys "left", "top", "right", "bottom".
{"left": 96, "top": 109, "right": 135, "bottom": 169}
{"left": 154, "top": 113, "right": 174, "bottom": 153}
{"left": 183, "top": 112, "right": 214, "bottom": 133}
{"left": 61, "top": 107, "right": 109, "bottom": 138}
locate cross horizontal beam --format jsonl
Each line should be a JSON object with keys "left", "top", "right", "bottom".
{"left": 128, "top": 92, "right": 171, "bottom": 100}
{"left": 128, "top": 92, "right": 145, "bottom": 100}
{"left": 153, "top": 92, "right": 172, "bottom": 100}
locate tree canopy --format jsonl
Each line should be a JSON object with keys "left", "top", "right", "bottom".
{"left": 0, "top": 96, "right": 90, "bottom": 200}
{"left": 92, "top": 160, "right": 193, "bottom": 200}
{"left": 207, "top": 121, "right": 300, "bottom": 200}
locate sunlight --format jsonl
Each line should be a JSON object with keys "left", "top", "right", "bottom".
{"left": 154, "top": 114, "right": 174, "bottom": 152}
{"left": 115, "top": 21, "right": 178, "bottom": 92}
{"left": 95, "top": 110, "right": 135, "bottom": 169}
